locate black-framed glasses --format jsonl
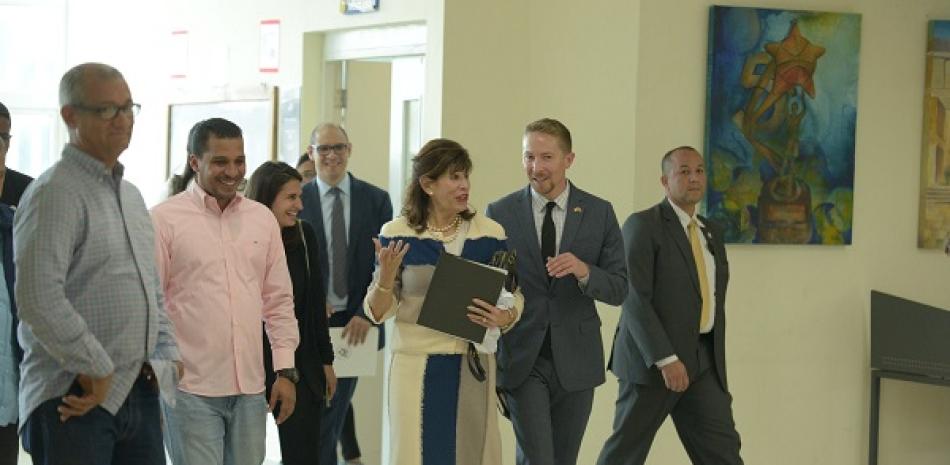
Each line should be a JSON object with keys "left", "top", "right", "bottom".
{"left": 312, "top": 143, "right": 349, "bottom": 155}
{"left": 72, "top": 102, "right": 141, "bottom": 120}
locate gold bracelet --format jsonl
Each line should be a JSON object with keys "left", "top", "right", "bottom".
{"left": 375, "top": 283, "right": 393, "bottom": 293}
{"left": 499, "top": 307, "right": 515, "bottom": 331}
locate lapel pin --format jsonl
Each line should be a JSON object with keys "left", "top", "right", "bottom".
{"left": 573, "top": 206, "right": 582, "bottom": 213}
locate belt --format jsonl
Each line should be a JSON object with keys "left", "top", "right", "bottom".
{"left": 137, "top": 362, "right": 157, "bottom": 388}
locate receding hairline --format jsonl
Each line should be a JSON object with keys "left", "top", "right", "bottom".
{"left": 310, "top": 123, "right": 349, "bottom": 144}
{"left": 58, "top": 62, "right": 127, "bottom": 107}
{"left": 661, "top": 146, "right": 702, "bottom": 175}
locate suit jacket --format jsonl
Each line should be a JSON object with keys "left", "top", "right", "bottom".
{"left": 609, "top": 199, "right": 730, "bottom": 391}
{"left": 1, "top": 168, "right": 34, "bottom": 208}
{"left": 299, "top": 173, "right": 392, "bottom": 349}
{"left": 486, "top": 184, "right": 627, "bottom": 392}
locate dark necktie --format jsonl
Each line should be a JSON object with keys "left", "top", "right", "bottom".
{"left": 330, "top": 187, "right": 348, "bottom": 299}
{"left": 539, "top": 200, "right": 558, "bottom": 359}
{"left": 541, "top": 201, "right": 557, "bottom": 264}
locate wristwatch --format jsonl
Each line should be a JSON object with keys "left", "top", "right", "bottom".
{"left": 276, "top": 368, "right": 300, "bottom": 384}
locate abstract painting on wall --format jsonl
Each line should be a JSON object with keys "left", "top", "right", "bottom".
{"left": 704, "top": 6, "right": 861, "bottom": 244}
{"left": 918, "top": 20, "right": 950, "bottom": 249}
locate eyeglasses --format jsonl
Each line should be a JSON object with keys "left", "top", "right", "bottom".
{"left": 72, "top": 102, "right": 141, "bottom": 121}
{"left": 0, "top": 133, "right": 10, "bottom": 143}
{"left": 312, "top": 143, "right": 349, "bottom": 155}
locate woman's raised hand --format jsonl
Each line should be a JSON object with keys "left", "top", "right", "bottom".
{"left": 372, "top": 237, "right": 410, "bottom": 285}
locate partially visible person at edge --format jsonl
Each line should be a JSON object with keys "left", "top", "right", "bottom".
{"left": 0, "top": 101, "right": 34, "bottom": 208}
{"left": 364, "top": 138, "right": 523, "bottom": 465}
{"left": 0, "top": 200, "right": 19, "bottom": 464}
{"left": 246, "top": 161, "right": 338, "bottom": 465}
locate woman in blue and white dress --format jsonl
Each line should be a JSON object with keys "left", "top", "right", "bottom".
{"left": 364, "top": 138, "right": 522, "bottom": 465}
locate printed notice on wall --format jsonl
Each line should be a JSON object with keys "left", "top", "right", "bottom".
{"left": 259, "top": 19, "right": 280, "bottom": 73}
{"left": 170, "top": 30, "right": 188, "bottom": 79}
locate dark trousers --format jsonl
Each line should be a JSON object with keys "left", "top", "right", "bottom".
{"left": 23, "top": 373, "right": 164, "bottom": 465}
{"left": 505, "top": 355, "right": 595, "bottom": 465}
{"left": 339, "top": 404, "right": 361, "bottom": 461}
{"left": 596, "top": 335, "right": 743, "bottom": 465}
{"left": 0, "top": 423, "right": 17, "bottom": 465}
{"left": 319, "top": 377, "right": 358, "bottom": 465}
{"left": 274, "top": 382, "right": 325, "bottom": 465}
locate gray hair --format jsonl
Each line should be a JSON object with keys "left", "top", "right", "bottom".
{"left": 58, "top": 63, "right": 124, "bottom": 107}
{"left": 309, "top": 123, "right": 349, "bottom": 145}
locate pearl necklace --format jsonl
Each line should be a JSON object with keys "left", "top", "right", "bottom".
{"left": 427, "top": 214, "right": 462, "bottom": 243}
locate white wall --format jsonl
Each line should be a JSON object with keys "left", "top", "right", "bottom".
{"left": 636, "top": 1, "right": 950, "bottom": 463}
{"left": 440, "top": 0, "right": 950, "bottom": 464}
{"left": 60, "top": 0, "right": 436, "bottom": 205}
{"left": 44, "top": 0, "right": 950, "bottom": 463}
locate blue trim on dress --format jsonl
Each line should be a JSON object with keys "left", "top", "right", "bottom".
{"left": 461, "top": 237, "right": 507, "bottom": 265}
{"left": 379, "top": 236, "right": 443, "bottom": 266}
{"left": 379, "top": 236, "right": 507, "bottom": 267}
{"left": 421, "top": 354, "right": 461, "bottom": 465}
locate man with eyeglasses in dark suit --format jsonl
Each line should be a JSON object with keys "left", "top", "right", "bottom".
{"left": 299, "top": 123, "right": 392, "bottom": 465}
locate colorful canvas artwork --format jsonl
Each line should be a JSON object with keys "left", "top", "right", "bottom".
{"left": 918, "top": 21, "right": 950, "bottom": 249}
{"left": 704, "top": 6, "right": 861, "bottom": 244}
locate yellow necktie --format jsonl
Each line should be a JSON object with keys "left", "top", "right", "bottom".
{"left": 688, "top": 219, "right": 711, "bottom": 330}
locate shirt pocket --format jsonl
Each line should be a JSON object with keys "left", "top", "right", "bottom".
{"left": 233, "top": 237, "right": 270, "bottom": 286}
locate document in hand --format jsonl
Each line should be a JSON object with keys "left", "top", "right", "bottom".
{"left": 330, "top": 327, "right": 379, "bottom": 377}
{"left": 417, "top": 251, "right": 507, "bottom": 344}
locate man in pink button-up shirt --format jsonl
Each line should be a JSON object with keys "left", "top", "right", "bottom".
{"left": 152, "top": 118, "right": 300, "bottom": 465}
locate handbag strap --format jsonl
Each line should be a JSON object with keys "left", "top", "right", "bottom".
{"left": 297, "top": 220, "right": 311, "bottom": 279}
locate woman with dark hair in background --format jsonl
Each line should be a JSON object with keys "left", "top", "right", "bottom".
{"left": 246, "top": 161, "right": 337, "bottom": 464}
{"left": 364, "top": 138, "right": 522, "bottom": 465}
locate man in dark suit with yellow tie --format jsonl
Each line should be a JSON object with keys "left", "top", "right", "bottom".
{"left": 597, "top": 146, "right": 743, "bottom": 465}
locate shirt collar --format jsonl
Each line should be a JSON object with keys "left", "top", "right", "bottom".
{"left": 63, "top": 143, "right": 125, "bottom": 182}
{"left": 667, "top": 197, "right": 704, "bottom": 229}
{"left": 315, "top": 172, "right": 351, "bottom": 197}
{"left": 530, "top": 181, "right": 570, "bottom": 214}
{"left": 188, "top": 181, "right": 244, "bottom": 212}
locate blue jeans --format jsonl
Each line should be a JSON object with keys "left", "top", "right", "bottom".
{"left": 162, "top": 390, "right": 267, "bottom": 465}
{"left": 22, "top": 374, "right": 164, "bottom": 465}
{"left": 320, "top": 376, "right": 358, "bottom": 465}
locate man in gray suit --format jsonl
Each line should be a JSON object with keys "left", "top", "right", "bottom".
{"left": 486, "top": 118, "right": 627, "bottom": 465}
{"left": 597, "top": 146, "right": 743, "bottom": 465}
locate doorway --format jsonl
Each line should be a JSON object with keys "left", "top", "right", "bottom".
{"left": 264, "top": 23, "right": 426, "bottom": 465}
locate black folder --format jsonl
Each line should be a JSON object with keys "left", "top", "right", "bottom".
{"left": 417, "top": 251, "right": 507, "bottom": 343}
